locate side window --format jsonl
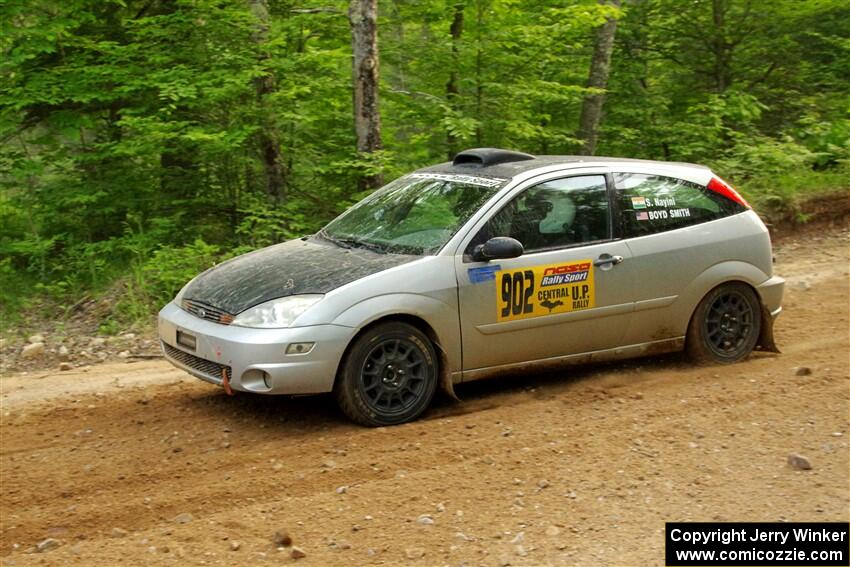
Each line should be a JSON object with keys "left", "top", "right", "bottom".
{"left": 614, "top": 173, "right": 742, "bottom": 238}
{"left": 467, "top": 175, "right": 610, "bottom": 256}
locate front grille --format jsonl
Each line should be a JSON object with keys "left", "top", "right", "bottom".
{"left": 183, "top": 300, "right": 234, "bottom": 325}
{"left": 162, "top": 342, "right": 232, "bottom": 383}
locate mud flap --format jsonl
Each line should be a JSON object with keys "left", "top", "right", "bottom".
{"left": 434, "top": 342, "right": 461, "bottom": 402}
{"left": 440, "top": 371, "right": 460, "bottom": 401}
{"left": 755, "top": 304, "right": 780, "bottom": 353}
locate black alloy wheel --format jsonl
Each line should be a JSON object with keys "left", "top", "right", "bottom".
{"left": 359, "top": 337, "right": 430, "bottom": 415}
{"left": 334, "top": 322, "right": 438, "bottom": 426}
{"left": 687, "top": 282, "right": 762, "bottom": 363}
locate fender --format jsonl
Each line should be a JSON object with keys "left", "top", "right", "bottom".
{"left": 332, "top": 293, "right": 463, "bottom": 395}
{"left": 671, "top": 260, "right": 773, "bottom": 336}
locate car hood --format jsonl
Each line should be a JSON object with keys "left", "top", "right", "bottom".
{"left": 183, "top": 237, "right": 419, "bottom": 314}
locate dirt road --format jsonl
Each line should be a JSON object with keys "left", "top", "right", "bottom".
{"left": 1, "top": 227, "right": 848, "bottom": 566}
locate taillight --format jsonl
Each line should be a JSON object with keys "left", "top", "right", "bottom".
{"left": 707, "top": 176, "right": 750, "bottom": 209}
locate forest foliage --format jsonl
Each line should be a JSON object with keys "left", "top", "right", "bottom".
{"left": 1, "top": 0, "right": 848, "bottom": 331}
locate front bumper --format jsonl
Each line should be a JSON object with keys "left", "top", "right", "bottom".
{"left": 157, "top": 302, "right": 355, "bottom": 394}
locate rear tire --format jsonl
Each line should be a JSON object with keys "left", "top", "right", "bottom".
{"left": 334, "top": 322, "right": 438, "bottom": 426}
{"left": 686, "top": 282, "right": 762, "bottom": 364}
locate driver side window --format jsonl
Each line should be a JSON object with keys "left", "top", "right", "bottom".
{"left": 467, "top": 175, "right": 610, "bottom": 256}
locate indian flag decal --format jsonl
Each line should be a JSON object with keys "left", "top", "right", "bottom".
{"left": 631, "top": 196, "right": 648, "bottom": 209}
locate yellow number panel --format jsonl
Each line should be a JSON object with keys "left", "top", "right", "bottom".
{"left": 495, "top": 259, "right": 595, "bottom": 322}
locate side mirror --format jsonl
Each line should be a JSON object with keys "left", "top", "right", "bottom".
{"left": 472, "top": 237, "right": 524, "bottom": 262}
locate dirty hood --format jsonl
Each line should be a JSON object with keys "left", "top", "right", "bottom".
{"left": 183, "top": 237, "right": 418, "bottom": 314}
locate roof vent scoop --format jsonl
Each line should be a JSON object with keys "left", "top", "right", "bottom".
{"left": 452, "top": 148, "right": 535, "bottom": 168}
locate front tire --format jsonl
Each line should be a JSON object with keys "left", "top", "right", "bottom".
{"left": 334, "top": 322, "right": 438, "bottom": 426}
{"left": 686, "top": 282, "right": 762, "bottom": 364}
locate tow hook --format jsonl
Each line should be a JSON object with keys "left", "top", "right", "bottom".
{"left": 221, "top": 367, "right": 235, "bottom": 396}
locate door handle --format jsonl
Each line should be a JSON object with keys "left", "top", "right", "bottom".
{"left": 594, "top": 255, "right": 624, "bottom": 267}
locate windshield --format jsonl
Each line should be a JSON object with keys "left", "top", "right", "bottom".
{"left": 319, "top": 173, "right": 506, "bottom": 255}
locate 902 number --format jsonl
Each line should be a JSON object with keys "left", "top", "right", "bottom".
{"left": 501, "top": 270, "right": 534, "bottom": 317}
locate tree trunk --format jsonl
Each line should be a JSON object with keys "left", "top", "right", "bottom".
{"left": 576, "top": 0, "right": 621, "bottom": 156}
{"left": 474, "top": 0, "right": 484, "bottom": 145}
{"left": 249, "top": 0, "right": 287, "bottom": 202}
{"left": 349, "top": 0, "right": 383, "bottom": 190}
{"left": 446, "top": 2, "right": 464, "bottom": 159}
{"left": 711, "top": 0, "right": 731, "bottom": 93}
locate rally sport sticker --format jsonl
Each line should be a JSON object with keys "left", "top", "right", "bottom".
{"left": 495, "top": 260, "right": 595, "bottom": 322}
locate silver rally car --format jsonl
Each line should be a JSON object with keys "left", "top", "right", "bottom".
{"left": 159, "top": 148, "right": 784, "bottom": 425}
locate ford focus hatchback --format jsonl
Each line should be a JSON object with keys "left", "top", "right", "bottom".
{"left": 158, "top": 148, "right": 784, "bottom": 425}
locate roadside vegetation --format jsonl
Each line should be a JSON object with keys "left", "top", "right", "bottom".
{"left": 1, "top": 0, "right": 848, "bottom": 337}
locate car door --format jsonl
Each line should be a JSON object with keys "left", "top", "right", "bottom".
{"left": 454, "top": 171, "right": 636, "bottom": 374}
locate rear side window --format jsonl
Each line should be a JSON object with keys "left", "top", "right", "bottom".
{"left": 614, "top": 173, "right": 745, "bottom": 238}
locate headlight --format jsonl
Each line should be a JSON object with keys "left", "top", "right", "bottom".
{"left": 231, "top": 295, "right": 323, "bottom": 329}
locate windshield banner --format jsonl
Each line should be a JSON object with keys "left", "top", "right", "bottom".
{"left": 408, "top": 172, "right": 506, "bottom": 188}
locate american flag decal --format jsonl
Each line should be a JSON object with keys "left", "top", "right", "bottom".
{"left": 636, "top": 211, "right": 649, "bottom": 221}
